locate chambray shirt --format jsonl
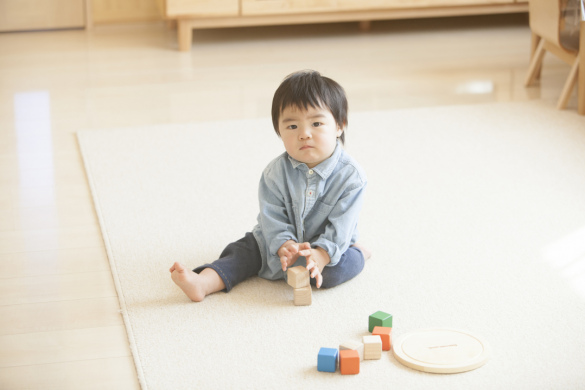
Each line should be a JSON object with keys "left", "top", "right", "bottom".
{"left": 252, "top": 141, "right": 367, "bottom": 281}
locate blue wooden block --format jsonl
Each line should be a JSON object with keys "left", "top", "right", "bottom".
{"left": 317, "top": 347, "right": 338, "bottom": 373}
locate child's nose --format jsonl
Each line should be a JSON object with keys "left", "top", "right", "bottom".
{"left": 299, "top": 126, "right": 311, "bottom": 139}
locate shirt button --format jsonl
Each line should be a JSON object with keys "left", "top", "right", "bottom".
{"left": 308, "top": 169, "right": 314, "bottom": 175}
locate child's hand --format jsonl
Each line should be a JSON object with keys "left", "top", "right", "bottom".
{"left": 305, "top": 247, "right": 331, "bottom": 289}
{"left": 278, "top": 240, "right": 311, "bottom": 271}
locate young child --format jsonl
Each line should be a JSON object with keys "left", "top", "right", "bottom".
{"left": 170, "top": 70, "right": 371, "bottom": 302}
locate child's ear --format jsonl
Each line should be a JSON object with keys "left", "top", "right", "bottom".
{"left": 336, "top": 124, "right": 345, "bottom": 138}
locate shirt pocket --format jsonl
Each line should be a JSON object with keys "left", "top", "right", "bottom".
{"left": 312, "top": 200, "right": 335, "bottom": 215}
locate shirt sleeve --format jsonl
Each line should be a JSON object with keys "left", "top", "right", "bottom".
{"left": 257, "top": 169, "right": 298, "bottom": 263}
{"left": 311, "top": 180, "right": 367, "bottom": 267}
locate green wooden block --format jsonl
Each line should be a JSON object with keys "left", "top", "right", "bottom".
{"left": 369, "top": 311, "right": 393, "bottom": 332}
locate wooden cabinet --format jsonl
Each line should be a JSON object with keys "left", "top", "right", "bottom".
{"left": 92, "top": 0, "right": 160, "bottom": 24}
{"left": 337, "top": 0, "right": 512, "bottom": 11}
{"left": 242, "top": 0, "right": 337, "bottom": 16}
{"left": 242, "top": 0, "right": 513, "bottom": 15}
{"left": 0, "top": 0, "right": 85, "bottom": 32}
{"left": 165, "top": 0, "right": 238, "bottom": 17}
{"left": 169, "top": 0, "right": 528, "bottom": 51}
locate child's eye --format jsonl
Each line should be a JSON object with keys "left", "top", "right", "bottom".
{"left": 287, "top": 125, "right": 297, "bottom": 130}
{"left": 312, "top": 122, "right": 322, "bottom": 127}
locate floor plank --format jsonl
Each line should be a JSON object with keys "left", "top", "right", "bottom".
{"left": 0, "top": 357, "right": 140, "bottom": 390}
{"left": 0, "top": 297, "right": 123, "bottom": 336}
{"left": 0, "top": 326, "right": 131, "bottom": 368}
{"left": 0, "top": 225, "right": 103, "bottom": 253}
{"left": 0, "top": 271, "right": 116, "bottom": 305}
{"left": 0, "top": 247, "right": 109, "bottom": 279}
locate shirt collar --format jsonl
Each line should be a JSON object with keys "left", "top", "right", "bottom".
{"left": 288, "top": 140, "right": 343, "bottom": 180}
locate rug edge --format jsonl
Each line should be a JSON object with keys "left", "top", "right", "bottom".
{"left": 76, "top": 131, "right": 149, "bottom": 390}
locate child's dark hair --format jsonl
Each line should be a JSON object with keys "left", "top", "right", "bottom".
{"left": 271, "top": 70, "right": 348, "bottom": 144}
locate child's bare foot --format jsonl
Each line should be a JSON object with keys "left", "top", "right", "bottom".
{"left": 169, "top": 262, "right": 209, "bottom": 302}
{"left": 352, "top": 243, "right": 372, "bottom": 260}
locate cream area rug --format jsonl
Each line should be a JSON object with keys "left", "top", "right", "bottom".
{"left": 78, "top": 102, "right": 585, "bottom": 390}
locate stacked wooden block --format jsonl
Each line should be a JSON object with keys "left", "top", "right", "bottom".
{"left": 317, "top": 310, "right": 393, "bottom": 375}
{"left": 287, "top": 266, "right": 311, "bottom": 306}
{"left": 369, "top": 310, "right": 393, "bottom": 352}
{"left": 368, "top": 310, "right": 393, "bottom": 332}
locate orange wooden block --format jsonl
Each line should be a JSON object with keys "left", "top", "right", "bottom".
{"left": 372, "top": 326, "right": 392, "bottom": 351}
{"left": 339, "top": 350, "right": 360, "bottom": 375}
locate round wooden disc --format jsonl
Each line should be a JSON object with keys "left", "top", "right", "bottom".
{"left": 392, "top": 328, "right": 490, "bottom": 374}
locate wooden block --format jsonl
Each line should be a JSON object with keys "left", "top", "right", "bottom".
{"left": 339, "top": 349, "right": 360, "bottom": 375}
{"left": 317, "top": 347, "right": 338, "bottom": 373}
{"left": 293, "top": 285, "right": 311, "bottom": 306}
{"left": 287, "top": 266, "right": 309, "bottom": 288}
{"left": 339, "top": 341, "right": 364, "bottom": 361}
{"left": 369, "top": 311, "right": 393, "bottom": 332}
{"left": 362, "top": 335, "right": 382, "bottom": 360}
{"left": 372, "top": 326, "right": 392, "bottom": 351}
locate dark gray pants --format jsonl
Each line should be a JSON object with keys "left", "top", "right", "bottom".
{"left": 194, "top": 232, "right": 365, "bottom": 292}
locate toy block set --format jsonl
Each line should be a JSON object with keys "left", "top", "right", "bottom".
{"left": 317, "top": 310, "right": 393, "bottom": 375}
{"left": 287, "top": 266, "right": 311, "bottom": 306}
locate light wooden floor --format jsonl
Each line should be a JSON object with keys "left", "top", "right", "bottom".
{"left": 0, "top": 13, "right": 578, "bottom": 389}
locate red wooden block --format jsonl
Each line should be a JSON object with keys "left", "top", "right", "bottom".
{"left": 339, "top": 349, "right": 360, "bottom": 375}
{"left": 372, "top": 326, "right": 392, "bottom": 351}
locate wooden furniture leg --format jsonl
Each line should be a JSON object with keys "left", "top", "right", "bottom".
{"left": 579, "top": 20, "right": 584, "bottom": 115}
{"left": 557, "top": 59, "right": 578, "bottom": 109}
{"left": 178, "top": 19, "right": 192, "bottom": 52}
{"left": 525, "top": 38, "right": 546, "bottom": 86}
{"left": 530, "top": 32, "right": 542, "bottom": 80}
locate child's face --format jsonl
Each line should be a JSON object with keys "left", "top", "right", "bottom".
{"left": 278, "top": 104, "right": 343, "bottom": 168}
